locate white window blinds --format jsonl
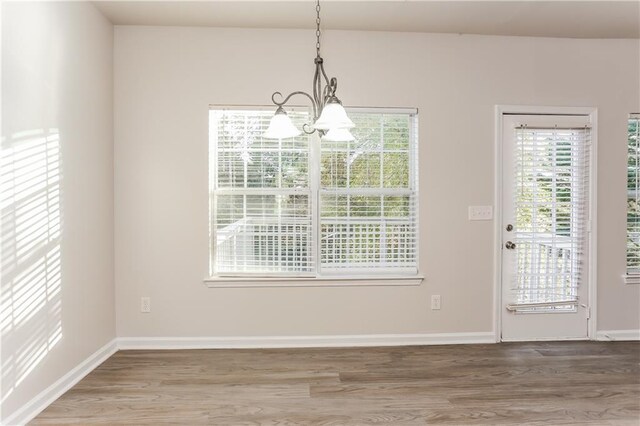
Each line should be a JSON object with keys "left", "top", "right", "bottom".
{"left": 209, "top": 107, "right": 419, "bottom": 278}
{"left": 320, "top": 111, "right": 418, "bottom": 274}
{"left": 512, "top": 124, "right": 590, "bottom": 310}
{"left": 628, "top": 113, "right": 640, "bottom": 275}
{"left": 210, "top": 109, "right": 314, "bottom": 276}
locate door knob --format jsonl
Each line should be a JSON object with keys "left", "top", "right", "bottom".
{"left": 505, "top": 241, "right": 516, "bottom": 250}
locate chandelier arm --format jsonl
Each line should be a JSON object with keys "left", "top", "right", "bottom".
{"left": 271, "top": 90, "right": 319, "bottom": 132}
{"left": 312, "top": 64, "right": 321, "bottom": 121}
{"left": 322, "top": 85, "right": 331, "bottom": 104}
{"left": 316, "top": 61, "right": 335, "bottom": 112}
{"left": 302, "top": 123, "right": 317, "bottom": 135}
{"left": 318, "top": 61, "right": 332, "bottom": 90}
{"left": 329, "top": 77, "right": 337, "bottom": 97}
{"left": 272, "top": 90, "right": 316, "bottom": 112}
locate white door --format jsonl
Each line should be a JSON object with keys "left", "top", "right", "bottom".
{"left": 501, "top": 114, "right": 592, "bottom": 341}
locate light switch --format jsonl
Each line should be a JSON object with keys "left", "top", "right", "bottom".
{"left": 468, "top": 206, "right": 493, "bottom": 221}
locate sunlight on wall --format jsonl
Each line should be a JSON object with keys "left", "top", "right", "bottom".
{"left": 1, "top": 129, "right": 62, "bottom": 403}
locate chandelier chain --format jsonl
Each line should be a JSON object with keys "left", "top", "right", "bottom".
{"left": 315, "top": 0, "right": 321, "bottom": 57}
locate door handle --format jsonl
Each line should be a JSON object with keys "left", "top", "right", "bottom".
{"left": 505, "top": 241, "right": 516, "bottom": 250}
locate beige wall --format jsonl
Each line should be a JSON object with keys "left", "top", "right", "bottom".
{"left": 113, "top": 27, "right": 640, "bottom": 338}
{"left": 1, "top": 2, "right": 115, "bottom": 421}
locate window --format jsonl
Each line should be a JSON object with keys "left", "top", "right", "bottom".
{"left": 209, "top": 107, "right": 418, "bottom": 279}
{"left": 627, "top": 113, "right": 640, "bottom": 280}
{"left": 320, "top": 111, "right": 418, "bottom": 274}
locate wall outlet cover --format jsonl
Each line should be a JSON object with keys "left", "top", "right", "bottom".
{"left": 141, "top": 297, "right": 151, "bottom": 313}
{"left": 431, "top": 295, "right": 441, "bottom": 310}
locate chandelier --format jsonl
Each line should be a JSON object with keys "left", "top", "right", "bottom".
{"left": 263, "top": 0, "right": 354, "bottom": 141}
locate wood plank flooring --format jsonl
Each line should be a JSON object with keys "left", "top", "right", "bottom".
{"left": 31, "top": 341, "right": 640, "bottom": 425}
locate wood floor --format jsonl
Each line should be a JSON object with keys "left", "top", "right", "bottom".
{"left": 31, "top": 341, "right": 640, "bottom": 425}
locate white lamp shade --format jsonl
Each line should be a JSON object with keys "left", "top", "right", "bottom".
{"left": 263, "top": 112, "right": 302, "bottom": 139}
{"left": 322, "top": 127, "right": 355, "bottom": 142}
{"left": 313, "top": 102, "right": 355, "bottom": 130}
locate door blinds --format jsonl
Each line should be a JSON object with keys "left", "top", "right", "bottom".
{"left": 509, "top": 124, "right": 591, "bottom": 311}
{"left": 628, "top": 114, "right": 640, "bottom": 274}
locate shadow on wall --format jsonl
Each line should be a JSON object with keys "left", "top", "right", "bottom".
{"left": 1, "top": 128, "right": 63, "bottom": 405}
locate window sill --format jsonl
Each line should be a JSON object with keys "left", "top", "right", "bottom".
{"left": 204, "top": 275, "right": 425, "bottom": 288}
{"left": 623, "top": 274, "right": 640, "bottom": 285}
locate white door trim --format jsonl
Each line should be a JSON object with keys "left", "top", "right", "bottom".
{"left": 493, "top": 105, "right": 598, "bottom": 341}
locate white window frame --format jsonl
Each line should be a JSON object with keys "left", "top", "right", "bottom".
{"left": 205, "top": 105, "right": 423, "bottom": 287}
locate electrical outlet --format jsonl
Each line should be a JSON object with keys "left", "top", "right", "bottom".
{"left": 468, "top": 206, "right": 493, "bottom": 221}
{"left": 141, "top": 297, "right": 151, "bottom": 313}
{"left": 431, "top": 295, "right": 441, "bottom": 310}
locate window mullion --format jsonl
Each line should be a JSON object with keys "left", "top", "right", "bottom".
{"left": 310, "top": 116, "right": 321, "bottom": 276}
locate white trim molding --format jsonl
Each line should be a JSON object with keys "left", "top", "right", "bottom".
{"left": 118, "top": 332, "right": 496, "bottom": 350}
{"left": 2, "top": 338, "right": 118, "bottom": 426}
{"left": 595, "top": 330, "right": 640, "bottom": 341}
{"left": 204, "top": 275, "right": 425, "bottom": 288}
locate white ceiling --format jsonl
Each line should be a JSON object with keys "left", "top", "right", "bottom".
{"left": 93, "top": 1, "right": 640, "bottom": 39}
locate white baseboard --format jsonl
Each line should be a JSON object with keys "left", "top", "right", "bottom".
{"left": 2, "top": 338, "right": 118, "bottom": 426}
{"left": 117, "top": 332, "right": 497, "bottom": 350}
{"left": 595, "top": 329, "right": 640, "bottom": 341}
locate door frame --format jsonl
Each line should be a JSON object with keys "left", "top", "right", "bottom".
{"left": 493, "top": 105, "right": 598, "bottom": 342}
